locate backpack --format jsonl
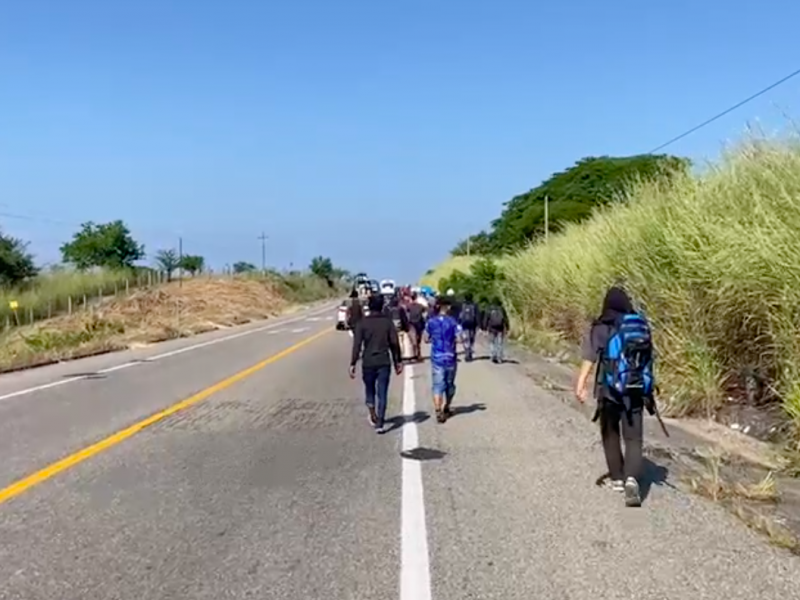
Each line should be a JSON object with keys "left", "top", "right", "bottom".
{"left": 408, "top": 303, "right": 425, "bottom": 324}
{"left": 487, "top": 306, "right": 504, "bottom": 330}
{"left": 460, "top": 302, "right": 477, "bottom": 326}
{"left": 387, "top": 305, "right": 403, "bottom": 330}
{"left": 598, "top": 313, "right": 655, "bottom": 400}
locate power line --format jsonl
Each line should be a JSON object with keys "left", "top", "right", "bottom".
{"left": 648, "top": 66, "right": 800, "bottom": 154}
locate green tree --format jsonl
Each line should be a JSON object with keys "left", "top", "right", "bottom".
{"left": 451, "top": 230, "right": 495, "bottom": 256}
{"left": 233, "top": 261, "right": 257, "bottom": 274}
{"left": 459, "top": 154, "right": 691, "bottom": 254}
{"left": 179, "top": 254, "right": 205, "bottom": 276}
{"left": 0, "top": 232, "right": 38, "bottom": 286}
{"left": 154, "top": 249, "right": 179, "bottom": 282}
{"left": 439, "top": 257, "right": 505, "bottom": 308}
{"left": 309, "top": 256, "right": 334, "bottom": 279}
{"left": 60, "top": 220, "right": 145, "bottom": 270}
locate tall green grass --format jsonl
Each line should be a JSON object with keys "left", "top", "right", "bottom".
{"left": 499, "top": 136, "right": 800, "bottom": 436}
{"left": 0, "top": 269, "right": 138, "bottom": 326}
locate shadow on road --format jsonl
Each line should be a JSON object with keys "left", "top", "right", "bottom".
{"left": 468, "top": 356, "right": 520, "bottom": 364}
{"left": 401, "top": 447, "right": 447, "bottom": 461}
{"left": 384, "top": 410, "right": 430, "bottom": 433}
{"left": 448, "top": 403, "right": 487, "bottom": 418}
{"left": 640, "top": 458, "right": 670, "bottom": 502}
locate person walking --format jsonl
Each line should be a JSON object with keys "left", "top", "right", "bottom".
{"left": 346, "top": 289, "right": 364, "bottom": 338}
{"left": 458, "top": 292, "right": 480, "bottom": 362}
{"left": 424, "top": 297, "right": 461, "bottom": 423}
{"left": 350, "top": 294, "right": 403, "bottom": 434}
{"left": 574, "top": 286, "right": 653, "bottom": 507}
{"left": 484, "top": 297, "right": 509, "bottom": 364}
{"left": 406, "top": 292, "right": 427, "bottom": 362}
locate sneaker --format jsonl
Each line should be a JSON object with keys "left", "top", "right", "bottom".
{"left": 624, "top": 477, "right": 642, "bottom": 507}
{"left": 375, "top": 424, "right": 387, "bottom": 434}
{"left": 610, "top": 479, "right": 625, "bottom": 492}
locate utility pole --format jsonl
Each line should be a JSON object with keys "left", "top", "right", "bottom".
{"left": 258, "top": 232, "right": 268, "bottom": 274}
{"left": 544, "top": 195, "right": 549, "bottom": 243}
{"left": 178, "top": 236, "right": 183, "bottom": 286}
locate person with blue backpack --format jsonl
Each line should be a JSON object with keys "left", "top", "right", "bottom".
{"left": 575, "top": 286, "right": 655, "bottom": 508}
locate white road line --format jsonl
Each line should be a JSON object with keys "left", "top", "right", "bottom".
{"left": 267, "top": 329, "right": 287, "bottom": 335}
{"left": 290, "top": 327, "right": 310, "bottom": 334}
{"left": 0, "top": 303, "right": 337, "bottom": 402}
{"left": 401, "top": 364, "right": 432, "bottom": 600}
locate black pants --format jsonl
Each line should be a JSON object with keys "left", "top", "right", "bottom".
{"left": 599, "top": 400, "right": 643, "bottom": 482}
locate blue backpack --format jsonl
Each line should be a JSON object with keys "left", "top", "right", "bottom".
{"left": 599, "top": 313, "right": 655, "bottom": 400}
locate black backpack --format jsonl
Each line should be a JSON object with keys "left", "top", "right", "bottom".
{"left": 487, "top": 306, "right": 504, "bottom": 330}
{"left": 408, "top": 303, "right": 425, "bottom": 324}
{"left": 460, "top": 302, "right": 477, "bottom": 326}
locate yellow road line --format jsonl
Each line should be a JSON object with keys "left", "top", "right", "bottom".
{"left": 0, "top": 327, "right": 332, "bottom": 506}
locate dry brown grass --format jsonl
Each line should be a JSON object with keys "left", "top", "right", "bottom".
{"left": 0, "top": 278, "right": 296, "bottom": 372}
{"left": 683, "top": 446, "right": 800, "bottom": 554}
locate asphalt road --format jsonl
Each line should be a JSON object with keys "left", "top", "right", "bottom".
{"left": 0, "top": 305, "right": 798, "bottom": 599}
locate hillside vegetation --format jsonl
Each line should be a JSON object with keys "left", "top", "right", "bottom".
{"left": 0, "top": 272, "right": 341, "bottom": 372}
{"left": 0, "top": 216, "right": 349, "bottom": 372}
{"left": 434, "top": 137, "right": 800, "bottom": 445}
{"left": 452, "top": 154, "right": 690, "bottom": 255}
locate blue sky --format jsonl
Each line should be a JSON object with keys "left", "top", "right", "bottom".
{"left": 2, "top": 0, "right": 800, "bottom": 282}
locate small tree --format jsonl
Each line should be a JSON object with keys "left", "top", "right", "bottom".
{"left": 309, "top": 256, "right": 334, "bottom": 279}
{"left": 233, "top": 261, "right": 257, "bottom": 274}
{"left": 60, "top": 220, "right": 144, "bottom": 270}
{"left": 155, "top": 249, "right": 179, "bottom": 282}
{"left": 179, "top": 254, "right": 205, "bottom": 276}
{"left": 0, "top": 232, "right": 38, "bottom": 286}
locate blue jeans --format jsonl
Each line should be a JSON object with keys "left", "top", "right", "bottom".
{"left": 431, "top": 363, "right": 457, "bottom": 403}
{"left": 461, "top": 326, "right": 477, "bottom": 360}
{"left": 489, "top": 330, "right": 505, "bottom": 362}
{"left": 362, "top": 365, "right": 391, "bottom": 427}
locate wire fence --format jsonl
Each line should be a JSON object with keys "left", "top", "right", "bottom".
{"left": 0, "top": 269, "right": 238, "bottom": 332}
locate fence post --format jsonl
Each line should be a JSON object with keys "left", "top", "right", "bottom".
{"left": 28, "top": 307, "right": 34, "bottom": 325}
{"left": 125, "top": 279, "right": 130, "bottom": 295}
{"left": 83, "top": 294, "right": 87, "bottom": 310}
{"left": 68, "top": 295, "right": 72, "bottom": 315}
{"left": 148, "top": 271, "right": 153, "bottom": 286}
{"left": 48, "top": 302, "right": 52, "bottom": 319}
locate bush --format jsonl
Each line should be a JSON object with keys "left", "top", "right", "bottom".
{"left": 439, "top": 257, "right": 506, "bottom": 309}
{"left": 496, "top": 136, "right": 800, "bottom": 437}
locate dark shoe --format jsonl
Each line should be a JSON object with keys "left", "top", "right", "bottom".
{"left": 367, "top": 406, "right": 378, "bottom": 427}
{"left": 435, "top": 409, "right": 446, "bottom": 423}
{"left": 443, "top": 405, "right": 452, "bottom": 418}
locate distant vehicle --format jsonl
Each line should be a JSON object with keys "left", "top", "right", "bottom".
{"left": 369, "top": 279, "right": 380, "bottom": 294}
{"left": 336, "top": 300, "right": 349, "bottom": 331}
{"left": 380, "top": 279, "right": 396, "bottom": 295}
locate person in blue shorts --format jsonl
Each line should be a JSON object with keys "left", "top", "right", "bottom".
{"left": 424, "top": 296, "right": 461, "bottom": 423}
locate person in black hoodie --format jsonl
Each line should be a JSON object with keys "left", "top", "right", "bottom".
{"left": 350, "top": 294, "right": 403, "bottom": 434}
{"left": 575, "top": 286, "right": 643, "bottom": 507}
